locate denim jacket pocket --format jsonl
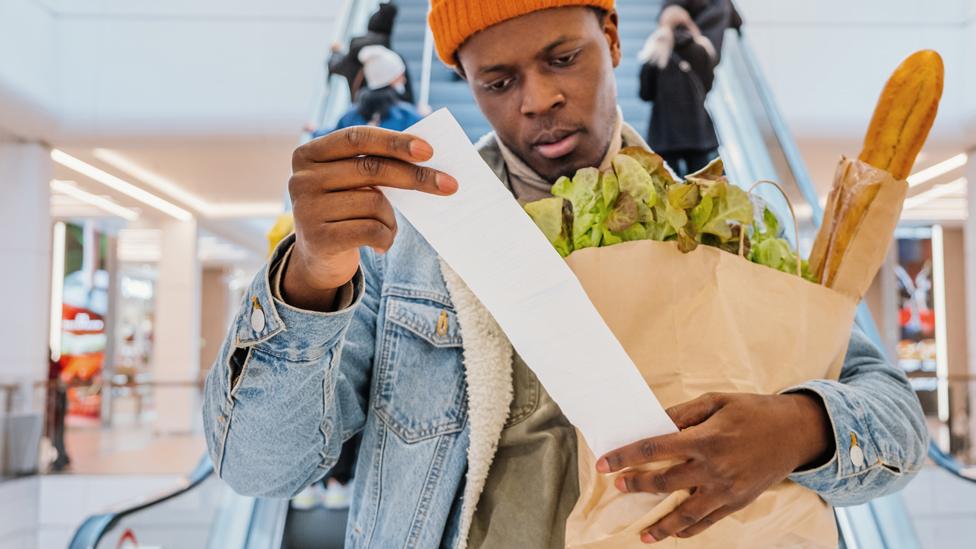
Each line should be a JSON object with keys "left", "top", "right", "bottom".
{"left": 374, "top": 294, "right": 468, "bottom": 443}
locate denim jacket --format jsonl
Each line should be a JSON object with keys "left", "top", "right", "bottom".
{"left": 204, "top": 134, "right": 928, "bottom": 549}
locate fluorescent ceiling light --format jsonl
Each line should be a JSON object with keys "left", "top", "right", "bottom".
{"left": 50, "top": 179, "right": 139, "bottom": 221}
{"left": 907, "top": 153, "right": 968, "bottom": 187}
{"left": 51, "top": 149, "right": 193, "bottom": 221}
{"left": 93, "top": 148, "right": 283, "bottom": 218}
{"left": 901, "top": 210, "right": 966, "bottom": 222}
{"left": 205, "top": 202, "right": 284, "bottom": 218}
{"left": 93, "top": 148, "right": 210, "bottom": 211}
{"left": 904, "top": 177, "right": 967, "bottom": 210}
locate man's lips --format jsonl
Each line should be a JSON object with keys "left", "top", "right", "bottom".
{"left": 533, "top": 131, "right": 581, "bottom": 160}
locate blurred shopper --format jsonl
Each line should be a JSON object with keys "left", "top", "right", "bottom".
{"left": 638, "top": 0, "right": 742, "bottom": 177}
{"left": 327, "top": 1, "right": 416, "bottom": 104}
{"left": 308, "top": 45, "right": 422, "bottom": 138}
{"left": 45, "top": 352, "right": 70, "bottom": 471}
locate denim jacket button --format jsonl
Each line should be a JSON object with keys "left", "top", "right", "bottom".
{"left": 850, "top": 445, "right": 864, "bottom": 468}
{"left": 250, "top": 305, "right": 266, "bottom": 333}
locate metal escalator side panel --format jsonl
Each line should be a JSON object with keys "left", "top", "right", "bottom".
{"left": 68, "top": 455, "right": 215, "bottom": 549}
{"left": 243, "top": 497, "right": 290, "bottom": 549}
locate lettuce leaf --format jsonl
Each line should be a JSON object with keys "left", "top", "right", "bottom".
{"left": 523, "top": 197, "right": 573, "bottom": 257}
{"left": 553, "top": 168, "right": 605, "bottom": 250}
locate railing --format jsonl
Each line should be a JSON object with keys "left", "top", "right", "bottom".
{"left": 0, "top": 382, "right": 20, "bottom": 414}
{"left": 928, "top": 441, "right": 976, "bottom": 484}
{"left": 305, "top": 0, "right": 383, "bottom": 142}
{"left": 713, "top": 31, "right": 889, "bottom": 352}
{"left": 68, "top": 456, "right": 214, "bottom": 549}
{"left": 282, "top": 0, "right": 381, "bottom": 213}
{"left": 418, "top": 25, "right": 435, "bottom": 112}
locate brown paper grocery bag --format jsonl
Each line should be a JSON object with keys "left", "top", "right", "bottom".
{"left": 563, "top": 240, "right": 857, "bottom": 548}
{"left": 559, "top": 157, "right": 909, "bottom": 547}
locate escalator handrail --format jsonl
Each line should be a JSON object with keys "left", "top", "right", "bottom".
{"left": 285, "top": 0, "right": 380, "bottom": 211}
{"left": 306, "top": 0, "right": 382, "bottom": 141}
{"left": 730, "top": 31, "right": 889, "bottom": 360}
{"left": 734, "top": 34, "right": 822, "bottom": 222}
{"left": 306, "top": 0, "right": 370, "bottom": 138}
{"left": 927, "top": 439, "right": 976, "bottom": 484}
{"left": 68, "top": 455, "right": 214, "bottom": 549}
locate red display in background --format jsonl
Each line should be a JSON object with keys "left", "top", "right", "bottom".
{"left": 60, "top": 303, "right": 106, "bottom": 418}
{"left": 53, "top": 222, "right": 112, "bottom": 420}
{"left": 898, "top": 307, "right": 936, "bottom": 335}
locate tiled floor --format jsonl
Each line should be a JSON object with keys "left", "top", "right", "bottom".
{"left": 50, "top": 424, "right": 205, "bottom": 475}
{"left": 901, "top": 465, "right": 976, "bottom": 548}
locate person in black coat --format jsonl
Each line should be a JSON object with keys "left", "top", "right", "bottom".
{"left": 327, "top": 2, "right": 416, "bottom": 104}
{"left": 638, "top": 0, "right": 742, "bottom": 177}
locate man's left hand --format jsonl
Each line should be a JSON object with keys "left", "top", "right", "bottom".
{"left": 596, "top": 392, "right": 834, "bottom": 544}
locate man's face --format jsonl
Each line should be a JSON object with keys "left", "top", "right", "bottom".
{"left": 457, "top": 8, "right": 622, "bottom": 183}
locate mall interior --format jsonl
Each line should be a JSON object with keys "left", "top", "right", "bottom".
{"left": 1, "top": 0, "right": 976, "bottom": 548}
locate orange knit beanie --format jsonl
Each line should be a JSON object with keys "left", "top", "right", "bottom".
{"left": 428, "top": 0, "right": 615, "bottom": 66}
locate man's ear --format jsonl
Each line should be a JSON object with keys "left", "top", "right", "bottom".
{"left": 603, "top": 9, "right": 622, "bottom": 68}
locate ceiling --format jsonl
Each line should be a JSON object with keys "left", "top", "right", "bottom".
{"left": 49, "top": 136, "right": 293, "bottom": 262}
{"left": 73, "top": 138, "right": 297, "bottom": 205}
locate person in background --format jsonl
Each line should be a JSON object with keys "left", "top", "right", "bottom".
{"left": 638, "top": 0, "right": 742, "bottom": 177}
{"left": 308, "top": 45, "right": 422, "bottom": 138}
{"left": 45, "top": 351, "right": 70, "bottom": 471}
{"left": 327, "top": 1, "right": 416, "bottom": 104}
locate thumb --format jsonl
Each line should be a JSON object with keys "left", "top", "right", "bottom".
{"left": 666, "top": 392, "right": 728, "bottom": 429}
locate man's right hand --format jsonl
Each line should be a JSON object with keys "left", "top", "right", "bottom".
{"left": 284, "top": 126, "right": 458, "bottom": 311}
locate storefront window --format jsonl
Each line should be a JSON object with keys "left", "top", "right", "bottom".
{"left": 54, "top": 222, "right": 111, "bottom": 423}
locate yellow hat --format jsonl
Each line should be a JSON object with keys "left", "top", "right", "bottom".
{"left": 428, "top": 0, "right": 615, "bottom": 66}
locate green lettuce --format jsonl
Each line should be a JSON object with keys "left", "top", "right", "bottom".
{"left": 522, "top": 148, "right": 812, "bottom": 281}
{"left": 523, "top": 197, "right": 573, "bottom": 257}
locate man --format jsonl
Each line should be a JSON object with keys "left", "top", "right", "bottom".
{"left": 204, "top": 1, "right": 927, "bottom": 547}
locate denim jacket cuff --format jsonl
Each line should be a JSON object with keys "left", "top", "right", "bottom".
{"left": 230, "top": 235, "right": 365, "bottom": 360}
{"left": 782, "top": 380, "right": 881, "bottom": 489}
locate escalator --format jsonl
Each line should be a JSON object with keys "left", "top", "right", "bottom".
{"left": 68, "top": 456, "right": 289, "bottom": 549}
{"left": 71, "top": 1, "right": 976, "bottom": 547}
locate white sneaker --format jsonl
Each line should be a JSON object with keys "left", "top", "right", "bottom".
{"left": 321, "top": 479, "right": 351, "bottom": 510}
{"left": 291, "top": 485, "right": 321, "bottom": 511}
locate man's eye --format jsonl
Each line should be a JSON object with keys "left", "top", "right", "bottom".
{"left": 485, "top": 78, "right": 514, "bottom": 92}
{"left": 552, "top": 51, "right": 580, "bottom": 67}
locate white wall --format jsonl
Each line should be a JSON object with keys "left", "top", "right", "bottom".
{"left": 0, "top": 142, "right": 52, "bottom": 396}
{"left": 736, "top": 0, "right": 974, "bottom": 147}
{"left": 0, "top": 0, "right": 59, "bottom": 139}
{"left": 0, "top": 0, "right": 345, "bottom": 142}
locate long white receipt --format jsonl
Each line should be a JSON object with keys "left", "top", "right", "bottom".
{"left": 386, "top": 109, "right": 676, "bottom": 456}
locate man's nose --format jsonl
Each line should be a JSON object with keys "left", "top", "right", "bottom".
{"left": 520, "top": 72, "right": 566, "bottom": 117}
